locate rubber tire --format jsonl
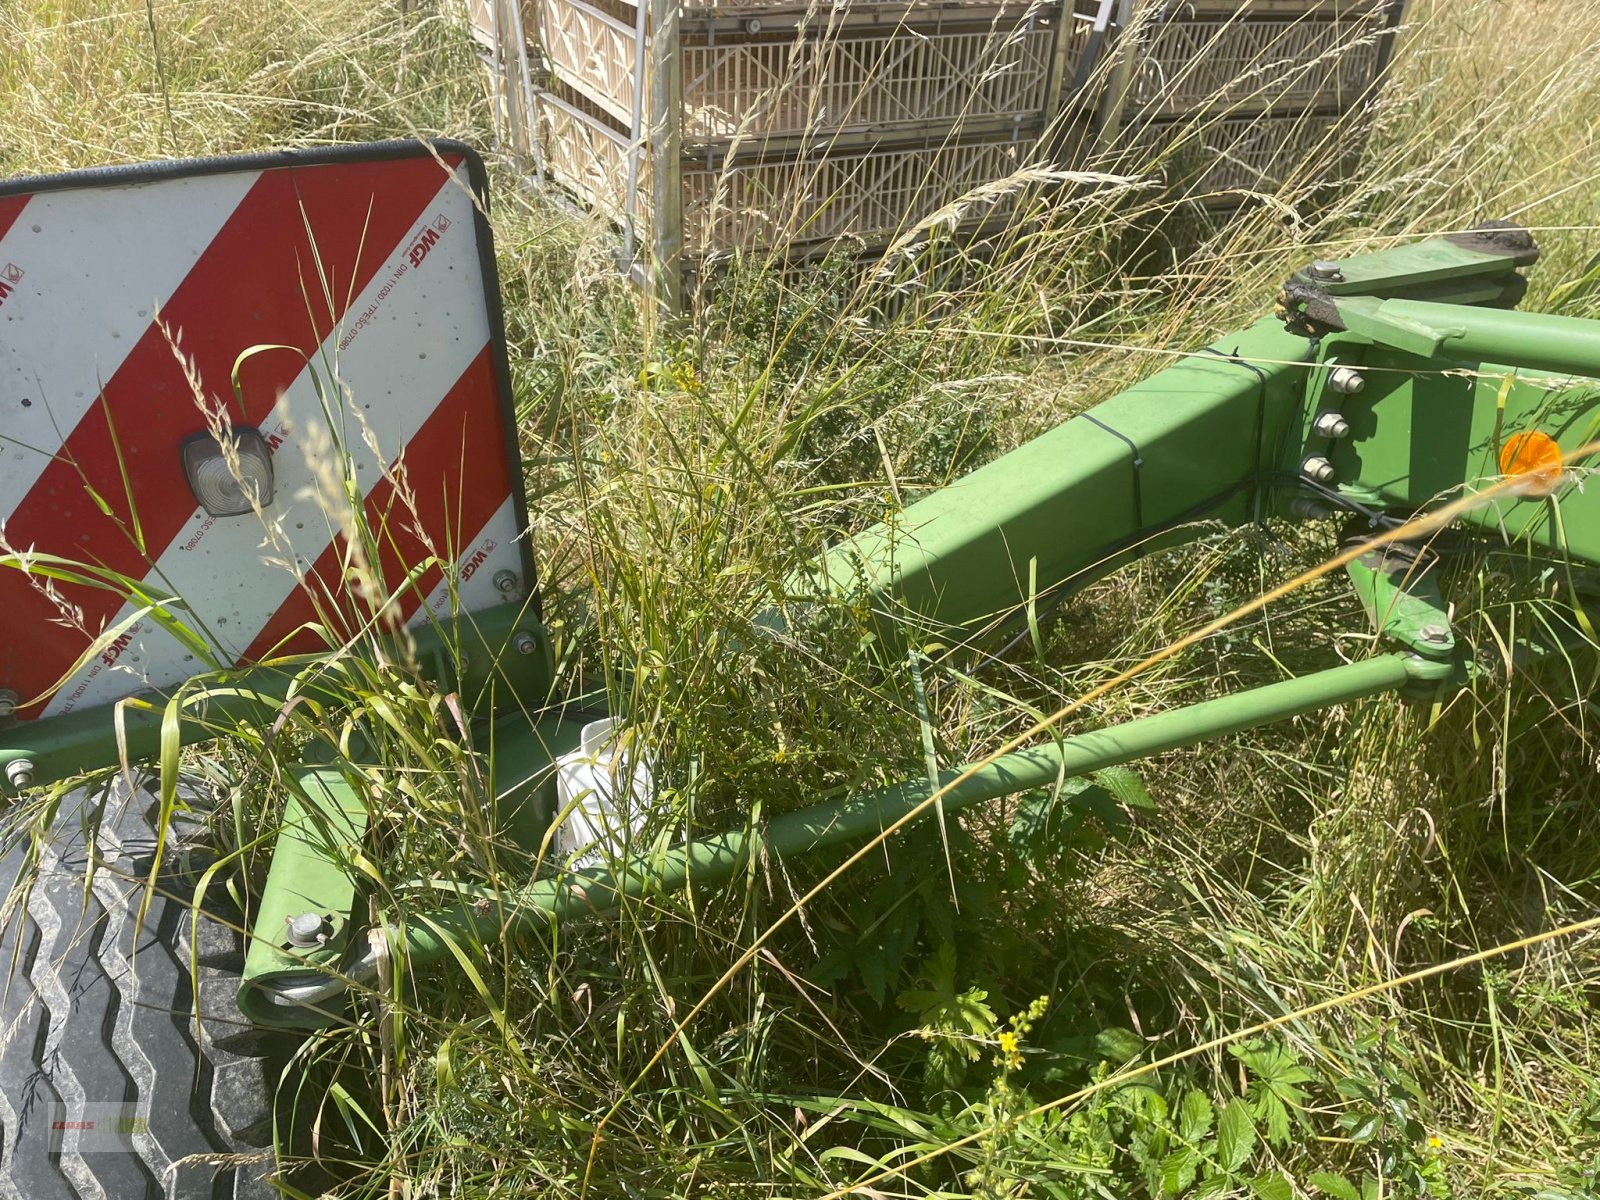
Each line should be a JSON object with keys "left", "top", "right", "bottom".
{"left": 0, "top": 777, "right": 281, "bottom": 1199}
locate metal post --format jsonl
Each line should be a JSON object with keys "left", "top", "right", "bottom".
{"left": 621, "top": 0, "right": 651, "bottom": 268}
{"left": 1041, "top": 0, "right": 1082, "bottom": 131}
{"left": 648, "top": 0, "right": 684, "bottom": 311}
{"left": 1366, "top": 0, "right": 1411, "bottom": 108}
{"left": 237, "top": 765, "right": 369, "bottom": 1022}
{"left": 508, "top": 0, "right": 543, "bottom": 171}
{"left": 1092, "top": 0, "right": 1142, "bottom": 150}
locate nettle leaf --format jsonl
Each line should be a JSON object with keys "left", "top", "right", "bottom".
{"left": 1009, "top": 787, "right": 1056, "bottom": 859}
{"left": 1160, "top": 1147, "right": 1198, "bottom": 1195}
{"left": 1179, "top": 1090, "right": 1215, "bottom": 1143}
{"left": 1092, "top": 765, "right": 1155, "bottom": 811}
{"left": 1307, "top": 1172, "right": 1362, "bottom": 1200}
{"left": 1217, "top": 1099, "right": 1256, "bottom": 1173}
{"left": 1333, "top": 1075, "right": 1379, "bottom": 1104}
{"left": 1008, "top": 780, "right": 1088, "bottom": 863}
{"left": 857, "top": 899, "right": 921, "bottom": 1005}
{"left": 1250, "top": 1172, "right": 1292, "bottom": 1200}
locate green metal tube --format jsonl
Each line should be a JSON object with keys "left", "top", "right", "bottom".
{"left": 235, "top": 766, "right": 368, "bottom": 1025}
{"left": 0, "top": 606, "right": 551, "bottom": 793}
{"left": 792, "top": 317, "right": 1315, "bottom": 636}
{"left": 392, "top": 652, "right": 1417, "bottom": 973}
{"left": 1342, "top": 296, "right": 1600, "bottom": 377}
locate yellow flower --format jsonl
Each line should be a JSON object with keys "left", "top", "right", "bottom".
{"left": 996, "top": 1030, "right": 1023, "bottom": 1070}
{"left": 1427, "top": 1135, "right": 1444, "bottom": 1150}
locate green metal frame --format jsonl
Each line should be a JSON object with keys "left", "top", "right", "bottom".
{"left": 5, "top": 221, "right": 1597, "bottom": 1030}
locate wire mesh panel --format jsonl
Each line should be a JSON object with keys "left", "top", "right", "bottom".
{"left": 679, "top": 132, "right": 1040, "bottom": 251}
{"left": 1114, "top": 108, "right": 1364, "bottom": 202}
{"left": 537, "top": 88, "right": 639, "bottom": 219}
{"left": 538, "top": 89, "right": 1042, "bottom": 254}
{"left": 473, "top": 0, "right": 1408, "bottom": 306}
{"left": 539, "top": 0, "right": 642, "bottom": 128}
{"left": 680, "top": 18, "right": 1072, "bottom": 143}
{"left": 533, "top": 0, "right": 1089, "bottom": 147}
{"left": 1125, "top": 3, "right": 1394, "bottom": 117}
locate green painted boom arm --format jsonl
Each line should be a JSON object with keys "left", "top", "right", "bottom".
{"left": 797, "top": 317, "right": 1314, "bottom": 637}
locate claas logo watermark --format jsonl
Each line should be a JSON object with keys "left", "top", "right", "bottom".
{"left": 49, "top": 1103, "right": 149, "bottom": 1154}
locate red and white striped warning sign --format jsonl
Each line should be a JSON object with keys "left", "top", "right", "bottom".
{"left": 0, "top": 143, "right": 531, "bottom": 719}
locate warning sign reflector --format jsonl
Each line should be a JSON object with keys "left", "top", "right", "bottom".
{"left": 0, "top": 141, "right": 532, "bottom": 720}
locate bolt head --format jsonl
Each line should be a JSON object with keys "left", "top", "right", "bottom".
{"left": 743, "top": 16, "right": 763, "bottom": 32}
{"left": 1420, "top": 623, "right": 1451, "bottom": 644}
{"left": 0, "top": 690, "right": 17, "bottom": 720}
{"left": 286, "top": 912, "right": 329, "bottom": 947}
{"left": 492, "top": 570, "right": 519, "bottom": 595}
{"left": 1313, "top": 411, "right": 1351, "bottom": 439}
{"left": 513, "top": 632, "right": 539, "bottom": 655}
{"left": 5, "top": 759, "right": 34, "bottom": 790}
{"left": 1327, "top": 366, "right": 1365, "bottom": 395}
{"left": 1301, "top": 455, "right": 1336, "bottom": 484}
{"left": 1309, "top": 259, "right": 1345, "bottom": 283}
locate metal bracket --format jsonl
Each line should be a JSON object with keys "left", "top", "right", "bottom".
{"left": 1278, "top": 221, "right": 1541, "bottom": 340}
{"left": 1342, "top": 522, "right": 1455, "bottom": 664}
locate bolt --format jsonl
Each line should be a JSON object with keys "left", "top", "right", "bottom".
{"left": 1327, "top": 366, "right": 1365, "bottom": 395}
{"left": 742, "top": 16, "right": 763, "bottom": 32}
{"left": 1313, "top": 411, "right": 1351, "bottom": 439}
{"left": 1289, "top": 496, "right": 1332, "bottom": 521}
{"left": 1309, "top": 259, "right": 1344, "bottom": 283}
{"left": 492, "top": 569, "right": 519, "bottom": 595}
{"left": 0, "top": 690, "right": 17, "bottom": 720}
{"left": 5, "top": 759, "right": 34, "bottom": 791}
{"left": 1301, "top": 455, "right": 1336, "bottom": 484}
{"left": 1420, "top": 623, "right": 1451, "bottom": 645}
{"left": 513, "top": 631, "right": 539, "bottom": 655}
{"left": 286, "top": 912, "right": 329, "bottom": 948}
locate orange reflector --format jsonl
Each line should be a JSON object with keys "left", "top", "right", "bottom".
{"left": 1499, "top": 430, "right": 1563, "bottom": 497}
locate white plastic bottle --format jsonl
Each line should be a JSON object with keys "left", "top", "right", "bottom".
{"left": 552, "top": 717, "right": 655, "bottom": 867}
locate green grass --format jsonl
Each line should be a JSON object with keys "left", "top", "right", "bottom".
{"left": 5, "top": 0, "right": 1600, "bottom": 1196}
